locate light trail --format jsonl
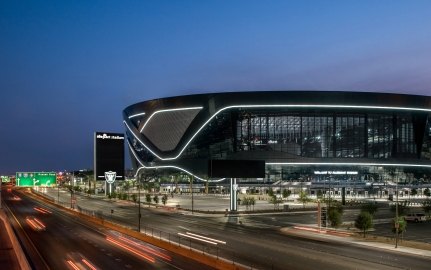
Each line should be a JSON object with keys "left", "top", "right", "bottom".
{"left": 178, "top": 232, "right": 218, "bottom": 245}
{"left": 66, "top": 260, "right": 80, "bottom": 270}
{"left": 106, "top": 237, "right": 155, "bottom": 263}
{"left": 118, "top": 236, "right": 171, "bottom": 261}
{"left": 26, "top": 218, "right": 38, "bottom": 230}
{"left": 34, "top": 207, "right": 52, "bottom": 214}
{"left": 185, "top": 232, "right": 226, "bottom": 244}
{"left": 82, "top": 259, "right": 97, "bottom": 270}
{"left": 33, "top": 218, "right": 46, "bottom": 229}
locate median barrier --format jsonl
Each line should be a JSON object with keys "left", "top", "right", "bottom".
{"left": 0, "top": 209, "right": 31, "bottom": 270}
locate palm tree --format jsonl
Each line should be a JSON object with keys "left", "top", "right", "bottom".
{"left": 298, "top": 190, "right": 309, "bottom": 208}
{"left": 123, "top": 180, "right": 131, "bottom": 200}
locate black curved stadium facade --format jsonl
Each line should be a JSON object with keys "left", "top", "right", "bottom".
{"left": 123, "top": 91, "right": 431, "bottom": 184}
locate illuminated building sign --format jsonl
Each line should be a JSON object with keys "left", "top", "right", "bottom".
{"left": 94, "top": 132, "right": 124, "bottom": 182}
{"left": 96, "top": 133, "right": 124, "bottom": 140}
{"left": 314, "top": 171, "right": 358, "bottom": 175}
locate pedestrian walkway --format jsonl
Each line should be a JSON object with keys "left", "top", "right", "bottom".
{"left": 281, "top": 226, "right": 431, "bottom": 258}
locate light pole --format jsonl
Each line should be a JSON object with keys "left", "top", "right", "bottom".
{"left": 395, "top": 172, "right": 399, "bottom": 248}
{"left": 70, "top": 188, "right": 74, "bottom": 209}
{"left": 190, "top": 176, "right": 194, "bottom": 214}
{"left": 70, "top": 171, "right": 75, "bottom": 209}
{"left": 57, "top": 182, "right": 60, "bottom": 203}
{"left": 138, "top": 178, "right": 141, "bottom": 232}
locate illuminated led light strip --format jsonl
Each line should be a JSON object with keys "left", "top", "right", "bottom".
{"left": 186, "top": 232, "right": 226, "bottom": 244}
{"left": 125, "top": 121, "right": 164, "bottom": 160}
{"left": 139, "top": 106, "right": 203, "bottom": 133}
{"left": 266, "top": 162, "right": 431, "bottom": 168}
{"left": 127, "top": 140, "right": 225, "bottom": 182}
{"left": 177, "top": 232, "right": 218, "bottom": 245}
{"left": 125, "top": 103, "right": 431, "bottom": 161}
{"left": 106, "top": 237, "right": 155, "bottom": 263}
{"left": 67, "top": 260, "right": 80, "bottom": 270}
{"left": 82, "top": 259, "right": 97, "bottom": 270}
{"left": 135, "top": 164, "right": 225, "bottom": 182}
{"left": 128, "top": 112, "right": 146, "bottom": 119}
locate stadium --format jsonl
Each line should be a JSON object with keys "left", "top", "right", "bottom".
{"left": 123, "top": 91, "right": 431, "bottom": 199}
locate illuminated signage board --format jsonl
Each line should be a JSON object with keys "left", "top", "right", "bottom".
{"left": 314, "top": 171, "right": 358, "bottom": 175}
{"left": 1, "top": 176, "right": 10, "bottom": 183}
{"left": 94, "top": 132, "right": 124, "bottom": 182}
{"left": 15, "top": 172, "right": 56, "bottom": 186}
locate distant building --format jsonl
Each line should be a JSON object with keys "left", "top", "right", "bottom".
{"left": 123, "top": 91, "right": 431, "bottom": 196}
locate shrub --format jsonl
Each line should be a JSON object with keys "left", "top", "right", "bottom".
{"left": 355, "top": 212, "right": 373, "bottom": 238}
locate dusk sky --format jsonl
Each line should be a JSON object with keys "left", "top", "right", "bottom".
{"left": 1, "top": 1, "right": 431, "bottom": 174}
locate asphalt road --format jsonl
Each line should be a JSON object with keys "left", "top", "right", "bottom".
{"left": 2, "top": 189, "right": 215, "bottom": 270}
{"left": 38, "top": 188, "right": 431, "bottom": 269}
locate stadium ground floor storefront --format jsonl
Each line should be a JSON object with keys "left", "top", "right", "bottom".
{"left": 155, "top": 162, "right": 431, "bottom": 202}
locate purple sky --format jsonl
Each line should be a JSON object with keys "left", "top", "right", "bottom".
{"left": 1, "top": 1, "right": 431, "bottom": 174}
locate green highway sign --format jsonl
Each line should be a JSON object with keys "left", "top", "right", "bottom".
{"left": 16, "top": 172, "right": 56, "bottom": 187}
{"left": 35, "top": 172, "right": 56, "bottom": 186}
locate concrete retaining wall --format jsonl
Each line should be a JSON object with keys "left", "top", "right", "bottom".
{"left": 0, "top": 209, "right": 31, "bottom": 270}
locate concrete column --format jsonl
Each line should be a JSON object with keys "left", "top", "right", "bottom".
{"left": 230, "top": 178, "right": 238, "bottom": 211}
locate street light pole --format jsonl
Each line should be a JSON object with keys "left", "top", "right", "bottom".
{"left": 138, "top": 179, "right": 141, "bottom": 232}
{"left": 57, "top": 182, "right": 60, "bottom": 203}
{"left": 70, "top": 171, "right": 74, "bottom": 209}
{"left": 190, "top": 176, "right": 194, "bottom": 214}
{"left": 70, "top": 189, "right": 73, "bottom": 209}
{"left": 395, "top": 172, "right": 399, "bottom": 248}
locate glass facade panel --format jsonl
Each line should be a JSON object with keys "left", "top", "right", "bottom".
{"left": 335, "top": 114, "right": 365, "bottom": 158}
{"left": 421, "top": 114, "right": 431, "bottom": 160}
{"left": 129, "top": 108, "right": 428, "bottom": 164}
{"left": 367, "top": 114, "right": 393, "bottom": 158}
{"left": 396, "top": 115, "right": 416, "bottom": 156}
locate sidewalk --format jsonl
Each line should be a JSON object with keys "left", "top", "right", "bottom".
{"left": 281, "top": 225, "right": 431, "bottom": 258}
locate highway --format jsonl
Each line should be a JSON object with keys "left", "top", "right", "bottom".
{"left": 36, "top": 188, "right": 431, "bottom": 269}
{"left": 2, "top": 188, "right": 215, "bottom": 270}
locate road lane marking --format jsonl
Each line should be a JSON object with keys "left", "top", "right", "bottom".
{"left": 185, "top": 232, "right": 226, "bottom": 244}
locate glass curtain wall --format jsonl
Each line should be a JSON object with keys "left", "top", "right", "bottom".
{"left": 236, "top": 110, "right": 417, "bottom": 159}
{"left": 128, "top": 109, "right": 422, "bottom": 163}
